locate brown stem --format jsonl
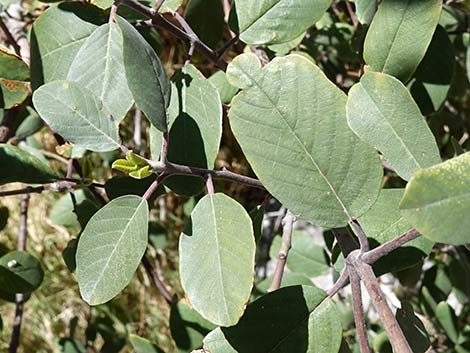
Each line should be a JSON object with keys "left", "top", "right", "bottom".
{"left": 120, "top": 0, "right": 227, "bottom": 69}
{"left": 268, "top": 211, "right": 295, "bottom": 292}
{"left": 327, "top": 267, "right": 349, "bottom": 298}
{"left": 142, "top": 173, "right": 168, "bottom": 200}
{"left": 349, "top": 219, "right": 369, "bottom": 252}
{"left": 362, "top": 229, "right": 421, "bottom": 265}
{"left": 8, "top": 194, "right": 29, "bottom": 353}
{"left": 347, "top": 263, "right": 371, "bottom": 353}
{"left": 0, "top": 16, "right": 21, "bottom": 56}
{"left": 160, "top": 131, "right": 169, "bottom": 164}
{"left": 353, "top": 260, "right": 413, "bottom": 353}
{"left": 152, "top": 0, "right": 166, "bottom": 11}
{"left": 141, "top": 255, "right": 172, "bottom": 304}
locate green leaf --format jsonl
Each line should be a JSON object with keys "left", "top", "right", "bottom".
{"left": 30, "top": 3, "right": 107, "bottom": 89}
{"left": 129, "top": 165, "right": 152, "bottom": 179}
{"left": 67, "top": 23, "right": 133, "bottom": 121}
{"left": 50, "top": 190, "right": 95, "bottom": 228}
{"left": 203, "top": 285, "right": 342, "bottom": 353}
{"left": 435, "top": 302, "right": 459, "bottom": 344}
{"left": 256, "top": 271, "right": 313, "bottom": 294}
{"left": 58, "top": 337, "right": 87, "bottom": 353}
{"left": 116, "top": 16, "right": 171, "bottom": 132}
{"left": 185, "top": 0, "right": 224, "bottom": 48}
{"left": 0, "top": 250, "right": 44, "bottom": 294}
{"left": 158, "top": 0, "right": 183, "bottom": 13}
{"left": 208, "top": 71, "right": 238, "bottom": 104}
{"left": 33, "top": 80, "right": 121, "bottom": 152}
{"left": 270, "top": 231, "right": 329, "bottom": 277}
{"left": 0, "top": 143, "right": 57, "bottom": 185}
{"left": 363, "top": 0, "right": 442, "bottom": 82}
{"left": 227, "top": 53, "right": 382, "bottom": 228}
{"left": 0, "top": 47, "right": 29, "bottom": 109}
{"left": 164, "top": 64, "right": 222, "bottom": 196}
{"left": 129, "top": 334, "right": 163, "bottom": 353}
{"left": 179, "top": 193, "right": 255, "bottom": 326}
{"left": 170, "top": 299, "right": 217, "bottom": 353}
{"left": 112, "top": 159, "right": 139, "bottom": 173}
{"left": 76, "top": 195, "right": 149, "bottom": 305}
{"left": 400, "top": 152, "right": 470, "bottom": 245}
{"left": 230, "top": 0, "right": 332, "bottom": 45}
{"left": 14, "top": 107, "right": 44, "bottom": 140}
{"left": 358, "top": 188, "right": 433, "bottom": 273}
{"left": 409, "top": 25, "right": 455, "bottom": 115}
{"left": 346, "top": 70, "right": 441, "bottom": 181}
{"left": 396, "top": 302, "right": 430, "bottom": 353}
{"left": 354, "top": 0, "right": 377, "bottom": 25}
{"left": 267, "top": 32, "right": 305, "bottom": 55}
{"left": 104, "top": 175, "right": 163, "bottom": 206}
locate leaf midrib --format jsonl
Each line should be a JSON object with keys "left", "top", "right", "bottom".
{"left": 209, "top": 195, "right": 231, "bottom": 322}
{"left": 87, "top": 198, "right": 145, "bottom": 302}
{"left": 41, "top": 89, "right": 118, "bottom": 147}
{"left": 235, "top": 63, "right": 351, "bottom": 218}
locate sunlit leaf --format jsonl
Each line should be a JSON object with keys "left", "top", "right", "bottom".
{"left": 227, "top": 53, "right": 382, "bottom": 228}
{"left": 0, "top": 46, "right": 29, "bottom": 109}
{"left": 347, "top": 70, "right": 441, "bottom": 181}
{"left": 400, "top": 152, "right": 470, "bottom": 245}
{"left": 179, "top": 193, "right": 255, "bottom": 326}
{"left": 76, "top": 195, "right": 149, "bottom": 305}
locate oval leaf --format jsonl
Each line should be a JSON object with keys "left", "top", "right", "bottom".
{"left": 203, "top": 285, "right": 342, "bottom": 353}
{"left": 179, "top": 193, "right": 255, "bottom": 326}
{"left": 0, "top": 47, "right": 29, "bottom": 109}
{"left": 230, "top": 0, "right": 332, "bottom": 45}
{"left": 0, "top": 250, "right": 44, "bottom": 294}
{"left": 0, "top": 144, "right": 57, "bottom": 185}
{"left": 358, "top": 188, "right": 433, "bottom": 274}
{"left": 227, "top": 53, "right": 382, "bottom": 228}
{"left": 363, "top": 0, "right": 442, "bottom": 82}
{"left": 30, "top": 3, "right": 106, "bottom": 89}
{"left": 400, "top": 152, "right": 470, "bottom": 245}
{"left": 33, "top": 80, "right": 120, "bottom": 152}
{"left": 116, "top": 16, "right": 171, "bottom": 132}
{"left": 67, "top": 23, "right": 133, "bottom": 121}
{"left": 346, "top": 71, "right": 441, "bottom": 181}
{"left": 164, "top": 64, "right": 222, "bottom": 196}
{"left": 129, "top": 334, "right": 163, "bottom": 353}
{"left": 76, "top": 195, "right": 149, "bottom": 305}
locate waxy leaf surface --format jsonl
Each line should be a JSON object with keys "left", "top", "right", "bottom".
{"left": 363, "top": 0, "right": 442, "bottom": 82}
{"left": 116, "top": 16, "right": 171, "bottom": 132}
{"left": 179, "top": 193, "right": 255, "bottom": 326}
{"left": 203, "top": 285, "right": 342, "bottom": 353}
{"left": 400, "top": 153, "right": 470, "bottom": 245}
{"left": 33, "top": 80, "right": 120, "bottom": 152}
{"left": 227, "top": 53, "right": 382, "bottom": 228}
{"left": 76, "top": 195, "right": 149, "bottom": 305}
{"left": 67, "top": 22, "right": 133, "bottom": 121}
{"left": 231, "top": 0, "right": 331, "bottom": 45}
{"left": 347, "top": 71, "right": 441, "bottom": 181}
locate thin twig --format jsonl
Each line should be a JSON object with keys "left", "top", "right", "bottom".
{"left": 109, "top": 1, "right": 120, "bottom": 24}
{"left": 120, "top": 0, "right": 227, "bottom": 69}
{"left": 268, "top": 211, "right": 295, "bottom": 292}
{"left": 353, "top": 260, "right": 413, "bottom": 353}
{"left": 349, "top": 219, "right": 369, "bottom": 252}
{"left": 0, "top": 16, "right": 21, "bottom": 56}
{"left": 141, "top": 255, "right": 172, "bottom": 304}
{"left": 347, "top": 260, "right": 371, "bottom": 353}
{"left": 345, "top": 1, "right": 358, "bottom": 27}
{"left": 327, "top": 267, "right": 349, "bottom": 298}
{"left": 152, "top": 0, "right": 165, "bottom": 12}
{"left": 8, "top": 193, "right": 29, "bottom": 353}
{"left": 172, "top": 12, "right": 197, "bottom": 63}
{"left": 362, "top": 229, "right": 421, "bottom": 264}
{"left": 160, "top": 131, "right": 169, "bottom": 164}
{"left": 142, "top": 173, "right": 168, "bottom": 201}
